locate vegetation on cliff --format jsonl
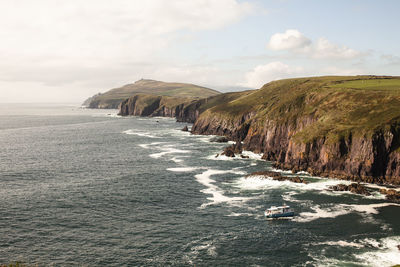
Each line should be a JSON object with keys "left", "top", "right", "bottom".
{"left": 191, "top": 76, "right": 400, "bottom": 184}
{"left": 86, "top": 79, "right": 220, "bottom": 109}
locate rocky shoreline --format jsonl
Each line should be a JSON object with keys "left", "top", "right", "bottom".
{"left": 115, "top": 76, "right": 400, "bottom": 187}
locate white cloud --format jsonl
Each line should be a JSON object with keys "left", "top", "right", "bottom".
{"left": 313, "top": 38, "right": 362, "bottom": 59}
{"left": 267, "top": 29, "right": 311, "bottom": 51}
{"left": 267, "top": 29, "right": 362, "bottom": 60}
{"left": 320, "top": 66, "right": 363, "bottom": 76}
{"left": 381, "top": 54, "right": 400, "bottom": 65}
{"left": 240, "top": 61, "right": 304, "bottom": 88}
{"left": 0, "top": 0, "right": 254, "bottom": 102}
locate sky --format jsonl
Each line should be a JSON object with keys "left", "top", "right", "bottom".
{"left": 0, "top": 0, "right": 399, "bottom": 103}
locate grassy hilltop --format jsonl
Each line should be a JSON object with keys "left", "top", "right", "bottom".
{"left": 201, "top": 75, "right": 400, "bottom": 142}
{"left": 86, "top": 79, "right": 220, "bottom": 109}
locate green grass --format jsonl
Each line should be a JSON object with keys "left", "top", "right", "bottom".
{"left": 329, "top": 78, "right": 400, "bottom": 92}
{"left": 197, "top": 75, "right": 400, "bottom": 144}
{"left": 89, "top": 79, "right": 220, "bottom": 108}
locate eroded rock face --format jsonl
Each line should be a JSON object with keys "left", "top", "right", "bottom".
{"left": 118, "top": 94, "right": 191, "bottom": 118}
{"left": 192, "top": 111, "right": 400, "bottom": 185}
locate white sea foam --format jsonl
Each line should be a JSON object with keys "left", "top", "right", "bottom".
{"left": 355, "top": 236, "right": 400, "bottom": 267}
{"left": 206, "top": 153, "right": 234, "bottom": 161}
{"left": 295, "top": 204, "right": 350, "bottom": 222}
{"left": 138, "top": 142, "right": 167, "bottom": 149}
{"left": 269, "top": 167, "right": 293, "bottom": 174}
{"left": 318, "top": 240, "right": 365, "bottom": 248}
{"left": 241, "top": 151, "right": 263, "bottom": 160}
{"left": 234, "top": 175, "right": 352, "bottom": 192}
{"left": 364, "top": 183, "right": 400, "bottom": 192}
{"left": 149, "top": 146, "right": 191, "bottom": 159}
{"left": 188, "top": 240, "right": 217, "bottom": 258}
{"left": 171, "top": 157, "right": 184, "bottom": 163}
{"left": 226, "top": 212, "right": 253, "bottom": 217}
{"left": 295, "top": 202, "right": 400, "bottom": 223}
{"left": 296, "top": 171, "right": 310, "bottom": 175}
{"left": 167, "top": 167, "right": 201, "bottom": 172}
{"left": 195, "top": 169, "right": 249, "bottom": 208}
{"left": 123, "top": 129, "right": 159, "bottom": 138}
{"left": 207, "top": 150, "right": 263, "bottom": 161}
{"left": 311, "top": 236, "right": 400, "bottom": 267}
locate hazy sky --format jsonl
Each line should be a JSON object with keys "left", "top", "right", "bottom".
{"left": 1, "top": 0, "right": 399, "bottom": 103}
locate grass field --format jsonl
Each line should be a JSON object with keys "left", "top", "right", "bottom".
{"left": 200, "top": 75, "right": 400, "bottom": 143}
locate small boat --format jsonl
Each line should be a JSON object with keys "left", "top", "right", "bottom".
{"left": 265, "top": 205, "right": 295, "bottom": 219}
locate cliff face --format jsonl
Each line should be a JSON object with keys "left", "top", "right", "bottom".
{"left": 191, "top": 76, "right": 400, "bottom": 185}
{"left": 193, "top": 109, "right": 400, "bottom": 185}
{"left": 118, "top": 94, "right": 194, "bottom": 118}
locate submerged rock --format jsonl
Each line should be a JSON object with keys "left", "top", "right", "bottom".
{"left": 209, "top": 136, "right": 229, "bottom": 143}
{"left": 221, "top": 142, "right": 243, "bottom": 157}
{"left": 330, "top": 183, "right": 371, "bottom": 196}
{"left": 222, "top": 146, "right": 235, "bottom": 157}
{"left": 246, "top": 170, "right": 308, "bottom": 184}
{"left": 379, "top": 188, "right": 400, "bottom": 203}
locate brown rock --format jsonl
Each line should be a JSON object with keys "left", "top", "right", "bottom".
{"left": 221, "top": 142, "right": 243, "bottom": 157}
{"left": 246, "top": 170, "right": 308, "bottom": 184}
{"left": 221, "top": 146, "right": 235, "bottom": 157}
{"left": 329, "top": 183, "right": 371, "bottom": 196}
{"left": 210, "top": 136, "right": 229, "bottom": 143}
{"left": 181, "top": 125, "right": 189, "bottom": 131}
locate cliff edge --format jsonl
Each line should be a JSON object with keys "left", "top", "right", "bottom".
{"left": 191, "top": 76, "right": 400, "bottom": 185}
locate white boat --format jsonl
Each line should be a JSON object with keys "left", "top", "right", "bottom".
{"left": 265, "top": 205, "right": 295, "bottom": 219}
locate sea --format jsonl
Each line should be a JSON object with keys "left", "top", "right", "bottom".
{"left": 0, "top": 103, "right": 399, "bottom": 266}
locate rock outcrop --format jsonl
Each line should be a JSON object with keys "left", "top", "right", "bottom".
{"left": 221, "top": 142, "right": 243, "bottom": 157}
{"left": 330, "top": 183, "right": 371, "bottom": 196}
{"left": 209, "top": 136, "right": 229, "bottom": 143}
{"left": 380, "top": 189, "right": 400, "bottom": 203}
{"left": 246, "top": 171, "right": 308, "bottom": 184}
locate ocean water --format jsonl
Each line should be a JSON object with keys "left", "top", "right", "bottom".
{"left": 0, "top": 104, "right": 399, "bottom": 266}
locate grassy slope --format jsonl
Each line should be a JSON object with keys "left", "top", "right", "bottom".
{"left": 91, "top": 79, "right": 220, "bottom": 108}
{"left": 200, "top": 76, "right": 400, "bottom": 143}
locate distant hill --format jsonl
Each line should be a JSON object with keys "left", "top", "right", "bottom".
{"left": 84, "top": 79, "right": 220, "bottom": 109}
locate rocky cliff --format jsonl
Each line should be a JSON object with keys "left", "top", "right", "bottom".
{"left": 192, "top": 76, "right": 400, "bottom": 185}
{"left": 118, "top": 94, "right": 195, "bottom": 117}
